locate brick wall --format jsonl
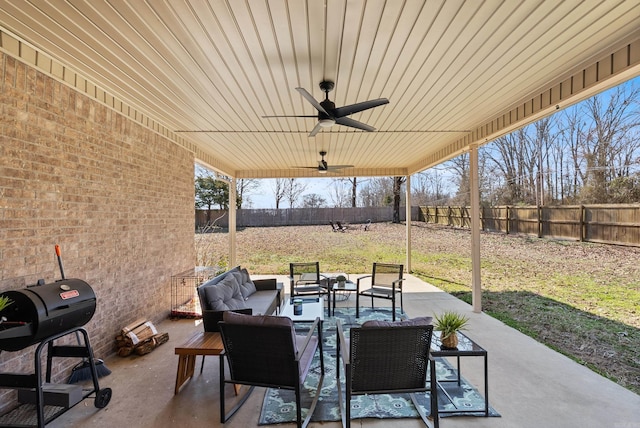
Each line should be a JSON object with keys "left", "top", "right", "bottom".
{"left": 0, "top": 52, "right": 195, "bottom": 406}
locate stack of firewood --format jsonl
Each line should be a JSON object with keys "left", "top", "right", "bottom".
{"left": 115, "top": 318, "right": 169, "bottom": 357}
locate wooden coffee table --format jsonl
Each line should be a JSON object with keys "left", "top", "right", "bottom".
{"left": 174, "top": 331, "right": 224, "bottom": 394}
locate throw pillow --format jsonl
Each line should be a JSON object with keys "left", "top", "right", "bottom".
{"left": 238, "top": 268, "right": 257, "bottom": 299}
{"left": 204, "top": 275, "right": 247, "bottom": 311}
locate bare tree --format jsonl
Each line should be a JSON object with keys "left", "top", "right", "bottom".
{"left": 558, "top": 106, "right": 588, "bottom": 202}
{"left": 349, "top": 177, "right": 358, "bottom": 207}
{"left": 359, "top": 177, "right": 394, "bottom": 207}
{"left": 272, "top": 178, "right": 287, "bottom": 209}
{"left": 236, "top": 178, "right": 260, "bottom": 208}
{"left": 579, "top": 86, "right": 640, "bottom": 202}
{"left": 329, "top": 179, "right": 352, "bottom": 207}
{"left": 285, "top": 178, "right": 307, "bottom": 208}
{"left": 448, "top": 154, "right": 471, "bottom": 206}
{"left": 392, "top": 177, "right": 406, "bottom": 223}
{"left": 412, "top": 170, "right": 449, "bottom": 205}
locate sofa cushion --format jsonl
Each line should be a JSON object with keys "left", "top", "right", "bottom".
{"left": 361, "top": 316, "right": 433, "bottom": 328}
{"left": 245, "top": 290, "right": 278, "bottom": 315}
{"left": 238, "top": 268, "right": 257, "bottom": 299}
{"left": 204, "top": 275, "right": 247, "bottom": 311}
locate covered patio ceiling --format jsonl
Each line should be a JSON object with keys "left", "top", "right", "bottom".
{"left": 1, "top": 0, "right": 639, "bottom": 180}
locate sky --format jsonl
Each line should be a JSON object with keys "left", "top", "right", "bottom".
{"left": 246, "top": 178, "right": 342, "bottom": 208}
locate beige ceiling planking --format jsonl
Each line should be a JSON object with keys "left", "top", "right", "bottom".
{"left": 341, "top": 1, "right": 384, "bottom": 105}
{"left": 363, "top": 1, "right": 429, "bottom": 130}
{"left": 212, "top": 1, "right": 284, "bottom": 126}
{"left": 409, "top": 1, "right": 512, "bottom": 131}
{"left": 165, "top": 3, "right": 267, "bottom": 132}
{"left": 323, "top": 0, "right": 346, "bottom": 83}
{"left": 382, "top": 1, "right": 465, "bottom": 131}
{"left": 410, "top": 2, "right": 576, "bottom": 131}
{"left": 303, "top": 0, "right": 325, "bottom": 90}
{"left": 65, "top": 2, "right": 217, "bottom": 130}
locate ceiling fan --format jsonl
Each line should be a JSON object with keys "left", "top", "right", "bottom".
{"left": 294, "top": 151, "right": 354, "bottom": 174}
{"left": 263, "top": 80, "right": 389, "bottom": 137}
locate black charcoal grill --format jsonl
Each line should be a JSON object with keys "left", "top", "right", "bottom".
{"left": 0, "top": 279, "right": 96, "bottom": 351}
{"left": 0, "top": 278, "right": 111, "bottom": 428}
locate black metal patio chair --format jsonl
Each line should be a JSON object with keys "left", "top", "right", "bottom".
{"left": 289, "top": 262, "right": 329, "bottom": 300}
{"left": 356, "top": 262, "right": 404, "bottom": 321}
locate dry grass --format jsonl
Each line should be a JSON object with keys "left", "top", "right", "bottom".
{"left": 196, "top": 222, "right": 640, "bottom": 394}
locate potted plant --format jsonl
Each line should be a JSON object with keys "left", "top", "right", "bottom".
{"left": 0, "top": 295, "right": 13, "bottom": 325}
{"left": 434, "top": 310, "right": 469, "bottom": 349}
{"left": 335, "top": 275, "right": 347, "bottom": 288}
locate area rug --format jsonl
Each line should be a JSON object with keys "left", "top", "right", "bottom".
{"left": 259, "top": 307, "right": 500, "bottom": 425}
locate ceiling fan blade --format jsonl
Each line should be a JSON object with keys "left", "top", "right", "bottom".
{"left": 262, "top": 115, "right": 318, "bottom": 118}
{"left": 333, "top": 98, "right": 389, "bottom": 117}
{"left": 308, "top": 122, "right": 323, "bottom": 137}
{"left": 295, "top": 87, "right": 328, "bottom": 115}
{"left": 327, "top": 164, "right": 354, "bottom": 169}
{"left": 335, "top": 116, "right": 376, "bottom": 132}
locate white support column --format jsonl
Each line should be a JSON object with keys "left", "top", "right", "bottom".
{"left": 405, "top": 175, "right": 412, "bottom": 272}
{"left": 229, "top": 178, "right": 237, "bottom": 268}
{"left": 469, "top": 145, "right": 482, "bottom": 312}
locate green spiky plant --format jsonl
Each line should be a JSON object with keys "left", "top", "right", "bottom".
{"left": 434, "top": 310, "right": 469, "bottom": 340}
{"left": 0, "top": 295, "right": 13, "bottom": 321}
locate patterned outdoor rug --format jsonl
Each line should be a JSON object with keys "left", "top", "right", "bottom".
{"left": 258, "top": 307, "right": 500, "bottom": 425}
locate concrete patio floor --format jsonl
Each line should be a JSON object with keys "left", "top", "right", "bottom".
{"left": 48, "top": 274, "right": 640, "bottom": 428}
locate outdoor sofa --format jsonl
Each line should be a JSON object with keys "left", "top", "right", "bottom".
{"left": 196, "top": 266, "right": 282, "bottom": 331}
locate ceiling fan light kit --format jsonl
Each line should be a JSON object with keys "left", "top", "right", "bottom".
{"left": 263, "top": 80, "right": 388, "bottom": 137}
{"left": 292, "top": 150, "right": 353, "bottom": 174}
{"left": 318, "top": 118, "right": 335, "bottom": 127}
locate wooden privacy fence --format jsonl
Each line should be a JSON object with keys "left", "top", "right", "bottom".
{"left": 420, "top": 204, "right": 640, "bottom": 247}
{"left": 196, "top": 206, "right": 422, "bottom": 229}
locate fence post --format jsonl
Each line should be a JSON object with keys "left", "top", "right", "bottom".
{"left": 580, "top": 205, "right": 585, "bottom": 242}
{"left": 505, "top": 206, "right": 510, "bottom": 235}
{"left": 536, "top": 205, "right": 541, "bottom": 238}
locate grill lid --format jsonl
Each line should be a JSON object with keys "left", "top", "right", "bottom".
{"left": 0, "top": 279, "right": 96, "bottom": 351}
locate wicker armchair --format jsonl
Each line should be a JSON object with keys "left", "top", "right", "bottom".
{"left": 218, "top": 311, "right": 324, "bottom": 428}
{"left": 336, "top": 318, "right": 439, "bottom": 428}
{"left": 356, "top": 262, "right": 404, "bottom": 321}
